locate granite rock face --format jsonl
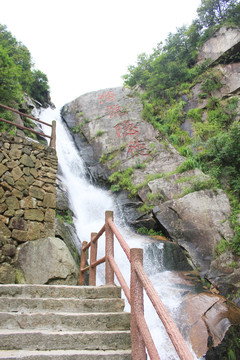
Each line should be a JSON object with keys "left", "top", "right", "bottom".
{"left": 61, "top": 87, "right": 184, "bottom": 229}
{"left": 61, "top": 87, "right": 184, "bottom": 179}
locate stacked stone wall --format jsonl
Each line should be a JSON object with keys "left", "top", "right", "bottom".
{"left": 0, "top": 132, "right": 58, "bottom": 283}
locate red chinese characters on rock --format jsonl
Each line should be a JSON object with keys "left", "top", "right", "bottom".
{"left": 106, "top": 105, "right": 127, "bottom": 118}
{"left": 114, "top": 120, "right": 139, "bottom": 138}
{"left": 98, "top": 91, "right": 116, "bottom": 104}
{"left": 97, "top": 91, "right": 149, "bottom": 158}
{"left": 127, "top": 139, "right": 149, "bottom": 157}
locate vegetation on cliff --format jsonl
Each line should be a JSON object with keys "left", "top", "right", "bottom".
{"left": 0, "top": 24, "right": 52, "bottom": 134}
{"left": 123, "top": 0, "right": 240, "bottom": 254}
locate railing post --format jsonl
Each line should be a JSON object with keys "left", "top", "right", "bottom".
{"left": 89, "top": 232, "right": 97, "bottom": 286}
{"left": 50, "top": 120, "right": 56, "bottom": 149}
{"left": 105, "top": 211, "right": 114, "bottom": 285}
{"left": 130, "top": 248, "right": 146, "bottom": 360}
{"left": 78, "top": 241, "right": 88, "bottom": 285}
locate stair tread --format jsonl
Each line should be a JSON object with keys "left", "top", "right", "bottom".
{"left": 0, "top": 330, "right": 131, "bottom": 351}
{"left": 0, "top": 297, "right": 125, "bottom": 313}
{"left": 0, "top": 329, "right": 131, "bottom": 334}
{"left": 0, "top": 285, "right": 114, "bottom": 288}
{"left": 0, "top": 349, "right": 132, "bottom": 359}
{"left": 0, "top": 285, "right": 120, "bottom": 290}
{"left": 0, "top": 350, "right": 132, "bottom": 354}
{"left": 0, "top": 311, "right": 129, "bottom": 315}
{"left": 0, "top": 310, "right": 130, "bottom": 331}
{"left": 0, "top": 296, "right": 122, "bottom": 301}
{"left": 0, "top": 285, "right": 122, "bottom": 299}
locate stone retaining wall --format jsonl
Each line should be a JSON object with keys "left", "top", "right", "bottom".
{"left": 0, "top": 132, "right": 58, "bottom": 282}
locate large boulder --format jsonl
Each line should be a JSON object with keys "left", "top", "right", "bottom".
{"left": 197, "top": 26, "right": 240, "bottom": 64}
{"left": 61, "top": 87, "right": 184, "bottom": 182}
{"left": 153, "top": 190, "right": 234, "bottom": 275}
{"left": 15, "top": 237, "right": 79, "bottom": 285}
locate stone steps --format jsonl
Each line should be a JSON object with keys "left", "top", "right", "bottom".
{"left": 0, "top": 285, "right": 131, "bottom": 360}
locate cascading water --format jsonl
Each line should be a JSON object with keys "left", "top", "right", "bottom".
{"left": 40, "top": 107, "right": 199, "bottom": 360}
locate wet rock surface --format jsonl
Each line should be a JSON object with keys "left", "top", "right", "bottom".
{"left": 183, "top": 291, "right": 240, "bottom": 358}
{"left": 55, "top": 175, "right": 81, "bottom": 264}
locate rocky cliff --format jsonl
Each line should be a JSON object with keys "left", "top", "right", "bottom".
{"left": 61, "top": 27, "right": 240, "bottom": 305}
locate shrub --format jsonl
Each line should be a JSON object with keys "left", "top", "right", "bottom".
{"left": 215, "top": 238, "right": 230, "bottom": 256}
{"left": 134, "top": 160, "right": 146, "bottom": 169}
{"left": 110, "top": 184, "right": 121, "bottom": 192}
{"left": 56, "top": 209, "right": 74, "bottom": 225}
{"left": 177, "top": 157, "right": 200, "bottom": 173}
{"left": 187, "top": 108, "right": 203, "bottom": 122}
{"left": 109, "top": 168, "right": 138, "bottom": 196}
{"left": 93, "top": 130, "right": 104, "bottom": 138}
{"left": 178, "top": 146, "right": 194, "bottom": 157}
{"left": 71, "top": 124, "right": 83, "bottom": 133}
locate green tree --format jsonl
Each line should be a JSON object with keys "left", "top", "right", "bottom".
{"left": 123, "top": 52, "right": 152, "bottom": 89}
{"left": 0, "top": 44, "right": 21, "bottom": 103}
{"left": 30, "top": 70, "right": 50, "bottom": 107}
{"left": 197, "top": 0, "right": 239, "bottom": 27}
{"left": 0, "top": 24, "right": 51, "bottom": 107}
{"left": 0, "top": 25, "right": 33, "bottom": 93}
{"left": 163, "top": 26, "right": 198, "bottom": 66}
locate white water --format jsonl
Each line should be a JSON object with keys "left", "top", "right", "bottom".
{"left": 40, "top": 107, "right": 198, "bottom": 360}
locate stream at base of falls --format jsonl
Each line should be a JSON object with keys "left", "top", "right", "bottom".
{"left": 40, "top": 107, "right": 203, "bottom": 360}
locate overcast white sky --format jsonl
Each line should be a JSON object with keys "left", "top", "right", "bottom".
{"left": 0, "top": 0, "right": 201, "bottom": 107}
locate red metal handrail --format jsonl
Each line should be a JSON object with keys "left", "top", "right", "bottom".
{"left": 0, "top": 103, "right": 56, "bottom": 149}
{"left": 78, "top": 210, "right": 194, "bottom": 360}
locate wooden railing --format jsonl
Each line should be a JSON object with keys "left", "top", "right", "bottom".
{"left": 0, "top": 103, "right": 56, "bottom": 149}
{"left": 79, "top": 211, "right": 194, "bottom": 360}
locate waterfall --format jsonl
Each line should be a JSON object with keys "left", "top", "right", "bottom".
{"left": 40, "top": 107, "right": 199, "bottom": 360}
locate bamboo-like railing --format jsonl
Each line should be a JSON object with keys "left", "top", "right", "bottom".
{"left": 0, "top": 103, "right": 56, "bottom": 149}
{"left": 79, "top": 210, "right": 194, "bottom": 360}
